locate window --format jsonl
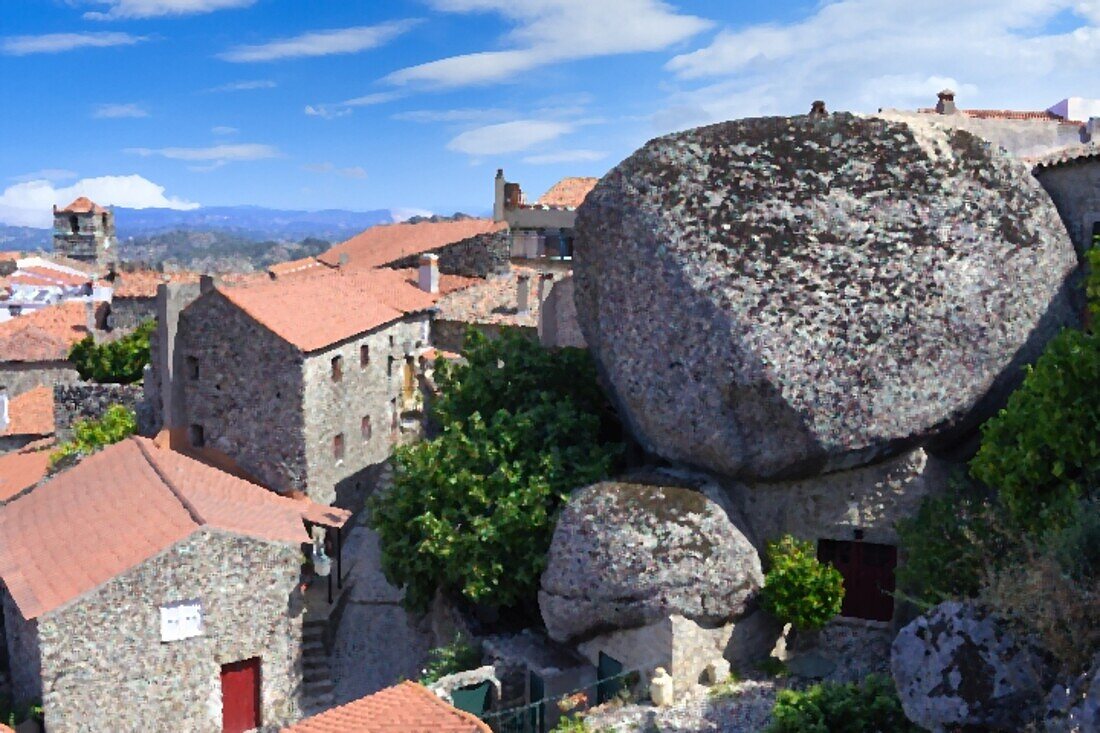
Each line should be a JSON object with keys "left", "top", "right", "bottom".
{"left": 361, "top": 415, "right": 372, "bottom": 441}
{"left": 331, "top": 355, "right": 343, "bottom": 382}
{"left": 360, "top": 344, "right": 370, "bottom": 368}
{"left": 389, "top": 334, "right": 395, "bottom": 348}
{"left": 101, "top": 213, "right": 109, "bottom": 230}
{"left": 390, "top": 398, "right": 398, "bottom": 430}
{"left": 333, "top": 433, "right": 345, "bottom": 460}
{"left": 387, "top": 355, "right": 394, "bottom": 377}
{"left": 69, "top": 214, "right": 79, "bottom": 234}
{"left": 189, "top": 424, "right": 205, "bottom": 448}
{"left": 186, "top": 356, "right": 199, "bottom": 380}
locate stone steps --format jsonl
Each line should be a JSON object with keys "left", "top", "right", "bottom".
{"left": 300, "top": 620, "right": 335, "bottom": 715}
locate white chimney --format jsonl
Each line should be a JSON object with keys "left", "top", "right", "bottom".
{"left": 517, "top": 274, "right": 531, "bottom": 315}
{"left": 0, "top": 387, "right": 8, "bottom": 433}
{"left": 419, "top": 254, "right": 439, "bottom": 294}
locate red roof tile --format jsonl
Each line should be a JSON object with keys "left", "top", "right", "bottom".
{"left": 282, "top": 681, "right": 492, "bottom": 733}
{"left": 537, "top": 177, "right": 599, "bottom": 208}
{"left": 0, "top": 437, "right": 319, "bottom": 619}
{"left": 57, "top": 197, "right": 109, "bottom": 214}
{"left": 434, "top": 267, "right": 562, "bottom": 328}
{"left": 917, "top": 108, "right": 1083, "bottom": 125}
{"left": 0, "top": 302, "right": 90, "bottom": 362}
{"left": 267, "top": 257, "right": 329, "bottom": 280}
{"left": 112, "top": 269, "right": 200, "bottom": 299}
{"left": 319, "top": 219, "right": 507, "bottom": 271}
{"left": 11, "top": 266, "right": 92, "bottom": 288}
{"left": 0, "top": 441, "right": 52, "bottom": 504}
{"left": 218, "top": 268, "right": 442, "bottom": 353}
{"left": 3, "top": 386, "right": 54, "bottom": 438}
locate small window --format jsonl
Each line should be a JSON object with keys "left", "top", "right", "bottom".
{"left": 361, "top": 415, "right": 372, "bottom": 441}
{"left": 186, "top": 356, "right": 199, "bottom": 380}
{"left": 331, "top": 355, "right": 343, "bottom": 382}
{"left": 360, "top": 344, "right": 370, "bottom": 368}
{"left": 69, "top": 214, "right": 79, "bottom": 234}
{"left": 101, "top": 212, "right": 109, "bottom": 229}
{"left": 390, "top": 398, "right": 398, "bottom": 430}
{"left": 189, "top": 424, "right": 205, "bottom": 448}
{"left": 387, "top": 355, "right": 394, "bottom": 377}
{"left": 389, "top": 334, "right": 395, "bottom": 348}
{"left": 334, "top": 433, "right": 345, "bottom": 460}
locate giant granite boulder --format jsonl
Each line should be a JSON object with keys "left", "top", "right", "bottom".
{"left": 573, "top": 113, "right": 1079, "bottom": 480}
{"left": 892, "top": 601, "right": 1052, "bottom": 731}
{"left": 539, "top": 481, "right": 762, "bottom": 643}
{"left": 1044, "top": 652, "right": 1100, "bottom": 732}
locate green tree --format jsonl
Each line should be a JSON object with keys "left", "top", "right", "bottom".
{"left": 760, "top": 535, "right": 844, "bottom": 631}
{"left": 69, "top": 319, "right": 155, "bottom": 384}
{"left": 369, "top": 328, "right": 622, "bottom": 612}
{"left": 50, "top": 405, "right": 137, "bottom": 468}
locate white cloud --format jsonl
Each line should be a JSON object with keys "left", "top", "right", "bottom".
{"left": 2, "top": 32, "right": 146, "bottom": 55}
{"left": 305, "top": 91, "right": 403, "bottom": 119}
{"left": 522, "top": 149, "right": 608, "bottom": 164}
{"left": 126, "top": 143, "right": 280, "bottom": 164}
{"left": 447, "top": 120, "right": 574, "bottom": 155}
{"left": 204, "top": 79, "right": 276, "bottom": 93}
{"left": 93, "top": 103, "right": 149, "bottom": 119}
{"left": 0, "top": 175, "right": 198, "bottom": 227}
{"left": 10, "top": 170, "right": 79, "bottom": 184}
{"left": 392, "top": 107, "right": 511, "bottom": 123}
{"left": 386, "top": 0, "right": 710, "bottom": 87}
{"left": 658, "top": 0, "right": 1100, "bottom": 132}
{"left": 219, "top": 21, "right": 418, "bottom": 62}
{"left": 302, "top": 162, "right": 368, "bottom": 179}
{"left": 84, "top": 0, "right": 255, "bottom": 20}
{"left": 211, "top": 126, "right": 238, "bottom": 135}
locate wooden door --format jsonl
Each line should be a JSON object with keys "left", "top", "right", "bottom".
{"left": 221, "top": 657, "right": 261, "bottom": 733}
{"left": 817, "top": 539, "right": 897, "bottom": 622}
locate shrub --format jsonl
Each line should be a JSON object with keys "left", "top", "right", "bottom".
{"left": 50, "top": 404, "right": 137, "bottom": 468}
{"left": 760, "top": 535, "right": 844, "bottom": 631}
{"left": 418, "top": 636, "right": 482, "bottom": 685}
{"left": 69, "top": 319, "right": 155, "bottom": 384}
{"left": 766, "top": 674, "right": 920, "bottom": 733}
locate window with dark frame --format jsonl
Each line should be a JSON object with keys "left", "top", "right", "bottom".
{"left": 387, "top": 355, "right": 394, "bottom": 377}
{"left": 331, "top": 355, "right": 343, "bottom": 382}
{"left": 361, "top": 415, "right": 371, "bottom": 441}
{"left": 187, "top": 356, "right": 199, "bottom": 380}
{"left": 333, "top": 433, "right": 345, "bottom": 460}
{"left": 189, "top": 424, "right": 205, "bottom": 448}
{"left": 360, "top": 344, "right": 370, "bottom": 368}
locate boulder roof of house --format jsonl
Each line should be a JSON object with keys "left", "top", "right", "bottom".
{"left": 318, "top": 218, "right": 507, "bottom": 271}
{"left": 0, "top": 439, "right": 53, "bottom": 505}
{"left": 217, "top": 267, "right": 472, "bottom": 353}
{"left": 0, "top": 302, "right": 91, "bottom": 362}
{"left": 2, "top": 386, "right": 54, "bottom": 438}
{"left": 111, "top": 269, "right": 201, "bottom": 299}
{"left": 0, "top": 436, "right": 326, "bottom": 620}
{"left": 57, "top": 196, "right": 109, "bottom": 214}
{"left": 280, "top": 681, "right": 492, "bottom": 733}
{"left": 536, "top": 177, "right": 600, "bottom": 208}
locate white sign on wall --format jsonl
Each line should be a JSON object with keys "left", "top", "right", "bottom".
{"left": 160, "top": 599, "right": 204, "bottom": 642}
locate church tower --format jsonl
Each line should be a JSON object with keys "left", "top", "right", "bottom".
{"left": 52, "top": 197, "right": 118, "bottom": 269}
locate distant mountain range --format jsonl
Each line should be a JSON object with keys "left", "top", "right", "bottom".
{"left": 0, "top": 205, "right": 404, "bottom": 251}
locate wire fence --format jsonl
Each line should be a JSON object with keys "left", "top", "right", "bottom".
{"left": 476, "top": 668, "right": 642, "bottom": 733}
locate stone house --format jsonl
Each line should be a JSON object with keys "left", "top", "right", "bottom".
{"left": 0, "top": 302, "right": 100, "bottom": 396}
{"left": 1031, "top": 147, "right": 1100, "bottom": 258}
{"left": 0, "top": 436, "right": 337, "bottom": 733}
{"left": 51, "top": 197, "right": 118, "bottom": 268}
{"left": 0, "top": 385, "right": 54, "bottom": 454}
{"left": 107, "top": 268, "right": 200, "bottom": 331}
{"left": 175, "top": 265, "right": 473, "bottom": 508}
{"left": 430, "top": 267, "right": 560, "bottom": 351}
{"left": 493, "top": 170, "right": 598, "bottom": 262}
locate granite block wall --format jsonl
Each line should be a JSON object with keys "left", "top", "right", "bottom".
{"left": 1, "top": 586, "right": 41, "bottom": 703}
{"left": 384, "top": 231, "right": 510, "bottom": 278}
{"left": 52, "top": 383, "right": 145, "bottom": 442}
{"left": 0, "top": 363, "right": 81, "bottom": 398}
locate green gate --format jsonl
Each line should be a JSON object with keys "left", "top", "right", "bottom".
{"left": 452, "top": 680, "right": 493, "bottom": 718}
{"left": 596, "top": 652, "right": 624, "bottom": 704}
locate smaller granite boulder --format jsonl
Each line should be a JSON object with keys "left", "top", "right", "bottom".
{"left": 1044, "top": 653, "right": 1100, "bottom": 732}
{"left": 539, "top": 481, "right": 762, "bottom": 643}
{"left": 892, "top": 601, "right": 1052, "bottom": 731}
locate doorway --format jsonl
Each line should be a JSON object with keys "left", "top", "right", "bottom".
{"left": 220, "top": 657, "right": 261, "bottom": 733}
{"left": 817, "top": 539, "right": 897, "bottom": 621}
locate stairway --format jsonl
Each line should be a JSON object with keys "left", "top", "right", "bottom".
{"left": 300, "top": 619, "right": 335, "bottom": 715}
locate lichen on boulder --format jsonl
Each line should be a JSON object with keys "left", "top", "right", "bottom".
{"left": 539, "top": 481, "right": 762, "bottom": 643}
{"left": 573, "top": 113, "right": 1079, "bottom": 480}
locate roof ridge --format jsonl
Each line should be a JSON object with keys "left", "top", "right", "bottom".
{"left": 132, "top": 438, "right": 205, "bottom": 527}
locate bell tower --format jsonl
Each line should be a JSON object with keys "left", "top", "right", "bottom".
{"left": 53, "top": 197, "right": 118, "bottom": 269}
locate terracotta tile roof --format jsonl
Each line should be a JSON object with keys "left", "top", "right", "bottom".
{"left": 57, "top": 196, "right": 109, "bottom": 214}
{"left": 0, "top": 302, "right": 90, "bottom": 362}
{"left": 419, "top": 347, "right": 462, "bottom": 363}
{"left": 434, "top": 267, "right": 565, "bottom": 328}
{"left": 11, "top": 266, "right": 92, "bottom": 288}
{"left": 536, "top": 177, "right": 599, "bottom": 208}
{"left": 218, "top": 268, "right": 442, "bottom": 353}
{"left": 0, "top": 440, "right": 53, "bottom": 504}
{"left": 391, "top": 268, "right": 480, "bottom": 297}
{"left": 0, "top": 723, "right": 14, "bottom": 733}
{"left": 0, "top": 436, "right": 318, "bottom": 620}
{"left": 319, "top": 219, "right": 508, "bottom": 271}
{"left": 111, "top": 269, "right": 200, "bottom": 299}
{"left": 281, "top": 681, "right": 492, "bottom": 733}
{"left": 1029, "top": 142, "right": 1100, "bottom": 170}
{"left": 3, "top": 386, "right": 54, "bottom": 438}
{"left": 267, "top": 257, "right": 329, "bottom": 280}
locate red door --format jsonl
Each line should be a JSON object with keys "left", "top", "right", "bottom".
{"left": 221, "top": 657, "right": 261, "bottom": 733}
{"left": 817, "top": 540, "right": 897, "bottom": 621}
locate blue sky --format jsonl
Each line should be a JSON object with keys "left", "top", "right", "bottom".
{"left": 1, "top": 0, "right": 1099, "bottom": 227}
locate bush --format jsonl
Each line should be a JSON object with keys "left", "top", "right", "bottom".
{"left": 766, "top": 674, "right": 920, "bottom": 733}
{"left": 69, "top": 319, "right": 155, "bottom": 384}
{"left": 418, "top": 636, "right": 482, "bottom": 685}
{"left": 50, "top": 404, "right": 137, "bottom": 468}
{"left": 760, "top": 535, "right": 844, "bottom": 631}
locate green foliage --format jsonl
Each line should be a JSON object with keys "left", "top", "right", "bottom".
{"left": 418, "top": 636, "right": 482, "bottom": 685}
{"left": 756, "top": 657, "right": 789, "bottom": 678}
{"left": 549, "top": 716, "right": 595, "bottom": 733}
{"left": 370, "top": 328, "right": 622, "bottom": 612}
{"left": 50, "top": 404, "right": 137, "bottom": 467}
{"left": 1050, "top": 499, "right": 1100, "bottom": 584}
{"left": 766, "top": 674, "right": 919, "bottom": 733}
{"left": 760, "top": 535, "right": 844, "bottom": 631}
{"left": 1087, "top": 247, "right": 1100, "bottom": 324}
{"left": 69, "top": 319, "right": 155, "bottom": 384}
{"left": 0, "top": 693, "right": 44, "bottom": 727}
{"left": 707, "top": 672, "right": 743, "bottom": 699}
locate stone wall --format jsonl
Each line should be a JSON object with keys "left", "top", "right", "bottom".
{"left": 1035, "top": 161, "right": 1100, "bottom": 257}
{"left": 432, "top": 319, "right": 537, "bottom": 353}
{"left": 2, "top": 585, "right": 41, "bottom": 703}
{"left": 36, "top": 529, "right": 302, "bottom": 733}
{"left": 877, "top": 110, "right": 1087, "bottom": 158}
{"left": 538, "top": 275, "right": 586, "bottom": 348}
{"left": 0, "top": 363, "right": 80, "bottom": 398}
{"left": 577, "top": 618, "right": 672, "bottom": 689}
{"left": 179, "top": 291, "right": 308, "bottom": 493}
{"left": 301, "top": 315, "right": 430, "bottom": 507}
{"left": 108, "top": 296, "right": 156, "bottom": 332}
{"left": 384, "top": 231, "right": 510, "bottom": 278}
{"left": 52, "top": 382, "right": 146, "bottom": 442}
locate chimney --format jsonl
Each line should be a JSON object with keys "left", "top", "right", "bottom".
{"left": 517, "top": 274, "right": 531, "bottom": 315}
{"left": 936, "top": 89, "right": 957, "bottom": 115}
{"left": 809, "top": 100, "right": 827, "bottom": 117}
{"left": 418, "top": 254, "right": 439, "bottom": 294}
{"left": 85, "top": 299, "right": 98, "bottom": 335}
{"left": 493, "top": 169, "right": 506, "bottom": 222}
{"left": 537, "top": 272, "right": 553, "bottom": 308}
{"left": 199, "top": 274, "right": 216, "bottom": 295}
{"left": 0, "top": 387, "right": 8, "bottom": 433}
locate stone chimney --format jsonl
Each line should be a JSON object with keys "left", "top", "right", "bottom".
{"left": 517, "top": 274, "right": 531, "bottom": 315}
{"left": 493, "top": 169, "right": 506, "bottom": 222}
{"left": 537, "top": 272, "right": 553, "bottom": 308}
{"left": 936, "top": 89, "right": 957, "bottom": 115}
{"left": 419, "top": 254, "right": 439, "bottom": 294}
{"left": 199, "top": 274, "right": 216, "bottom": 295}
{"left": 809, "top": 100, "right": 827, "bottom": 117}
{"left": 84, "top": 299, "right": 98, "bottom": 336}
{"left": 0, "top": 386, "right": 8, "bottom": 433}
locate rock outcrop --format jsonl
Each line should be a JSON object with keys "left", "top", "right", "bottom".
{"left": 1044, "top": 653, "right": 1100, "bottom": 732}
{"left": 539, "top": 481, "right": 762, "bottom": 643}
{"left": 891, "top": 601, "right": 1052, "bottom": 731}
{"left": 573, "top": 113, "right": 1079, "bottom": 480}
